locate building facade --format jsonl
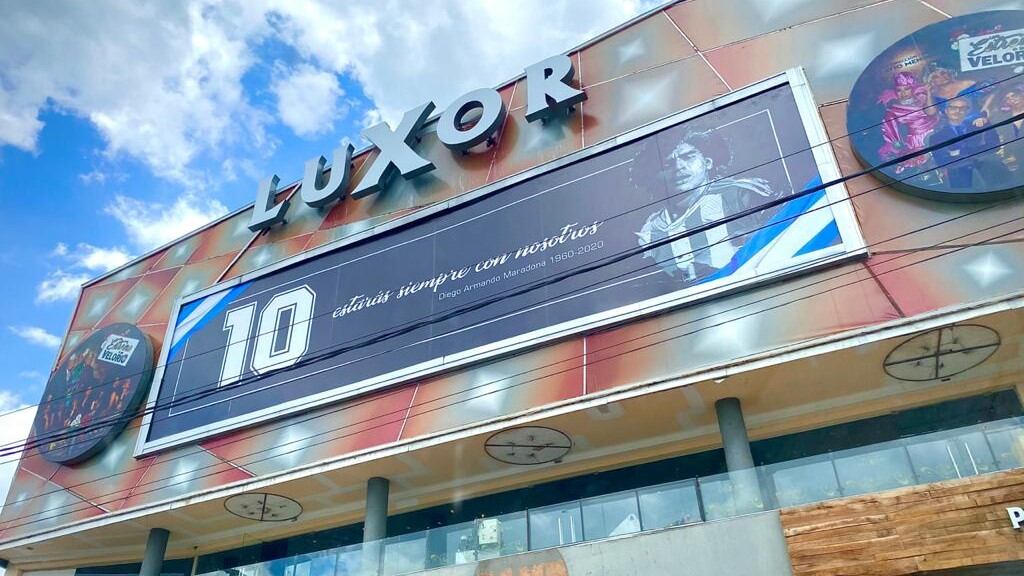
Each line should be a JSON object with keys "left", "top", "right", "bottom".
{"left": 3, "top": 1, "right": 1024, "bottom": 575}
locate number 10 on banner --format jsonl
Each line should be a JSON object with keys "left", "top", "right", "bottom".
{"left": 218, "top": 285, "right": 317, "bottom": 387}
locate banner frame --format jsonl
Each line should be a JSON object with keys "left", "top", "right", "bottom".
{"left": 135, "top": 67, "right": 867, "bottom": 457}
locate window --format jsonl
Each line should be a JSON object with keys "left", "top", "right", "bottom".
{"left": 637, "top": 480, "right": 702, "bottom": 530}
{"left": 528, "top": 502, "right": 583, "bottom": 550}
{"left": 581, "top": 491, "right": 640, "bottom": 540}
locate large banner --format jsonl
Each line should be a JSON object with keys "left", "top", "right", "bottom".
{"left": 138, "top": 72, "right": 864, "bottom": 454}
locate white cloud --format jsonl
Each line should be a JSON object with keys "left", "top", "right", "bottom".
{"left": 36, "top": 270, "right": 90, "bottom": 303}
{"left": 104, "top": 192, "right": 229, "bottom": 251}
{"left": 37, "top": 243, "right": 133, "bottom": 301}
{"left": 0, "top": 1, "right": 654, "bottom": 186}
{"left": 0, "top": 391, "right": 27, "bottom": 413}
{"left": 8, "top": 326, "right": 62, "bottom": 348}
{"left": 74, "top": 244, "right": 133, "bottom": 273}
{"left": 360, "top": 108, "right": 383, "bottom": 130}
{"left": 0, "top": 1, "right": 270, "bottom": 183}
{"left": 0, "top": 403, "right": 37, "bottom": 517}
{"left": 78, "top": 168, "right": 127, "bottom": 186}
{"left": 17, "top": 370, "right": 45, "bottom": 385}
{"left": 273, "top": 64, "right": 345, "bottom": 137}
{"left": 266, "top": 0, "right": 657, "bottom": 126}
{"left": 53, "top": 243, "right": 133, "bottom": 273}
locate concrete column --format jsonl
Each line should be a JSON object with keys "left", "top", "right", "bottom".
{"left": 715, "top": 398, "right": 764, "bottom": 514}
{"left": 139, "top": 528, "right": 170, "bottom": 576}
{"left": 362, "top": 477, "right": 390, "bottom": 576}
{"left": 715, "top": 398, "right": 755, "bottom": 472}
{"left": 363, "top": 476, "right": 390, "bottom": 543}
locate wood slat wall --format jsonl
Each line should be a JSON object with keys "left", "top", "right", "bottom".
{"left": 780, "top": 469, "right": 1024, "bottom": 575}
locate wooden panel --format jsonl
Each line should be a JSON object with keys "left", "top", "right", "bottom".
{"left": 781, "top": 469, "right": 1024, "bottom": 575}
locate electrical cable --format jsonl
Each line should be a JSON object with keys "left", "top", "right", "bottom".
{"left": 4, "top": 68, "right": 1018, "bottom": 427}
{"left": 13, "top": 111, "right": 1024, "bottom": 462}
{"left": 3, "top": 187, "right": 1021, "bottom": 534}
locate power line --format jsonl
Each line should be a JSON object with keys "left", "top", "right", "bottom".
{"left": 15, "top": 109, "right": 1024, "bottom": 464}
{"left": 9, "top": 113, "right": 1024, "bottom": 471}
{"left": 2, "top": 189, "right": 1020, "bottom": 534}
{"left": 8, "top": 70, "right": 1020, "bottom": 437}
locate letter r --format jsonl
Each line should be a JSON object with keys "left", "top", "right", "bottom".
{"left": 524, "top": 54, "right": 587, "bottom": 123}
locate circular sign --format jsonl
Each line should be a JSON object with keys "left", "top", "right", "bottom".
{"left": 484, "top": 426, "right": 572, "bottom": 465}
{"left": 848, "top": 10, "right": 1024, "bottom": 202}
{"left": 883, "top": 324, "right": 1000, "bottom": 382}
{"left": 33, "top": 323, "right": 154, "bottom": 464}
{"left": 224, "top": 493, "right": 302, "bottom": 522}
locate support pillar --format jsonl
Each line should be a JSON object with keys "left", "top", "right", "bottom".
{"left": 362, "top": 477, "right": 390, "bottom": 576}
{"left": 139, "top": 528, "right": 170, "bottom": 576}
{"left": 715, "top": 398, "right": 764, "bottom": 514}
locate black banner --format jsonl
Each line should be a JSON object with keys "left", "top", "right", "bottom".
{"left": 142, "top": 79, "right": 861, "bottom": 451}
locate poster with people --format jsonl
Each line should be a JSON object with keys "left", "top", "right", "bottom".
{"left": 33, "top": 324, "right": 153, "bottom": 464}
{"left": 848, "top": 10, "right": 1024, "bottom": 201}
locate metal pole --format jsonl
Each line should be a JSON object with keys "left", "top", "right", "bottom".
{"left": 714, "top": 398, "right": 763, "bottom": 514}
{"left": 139, "top": 528, "right": 170, "bottom": 576}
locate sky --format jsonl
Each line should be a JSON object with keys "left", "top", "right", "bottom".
{"left": 0, "top": 0, "right": 658, "bottom": 432}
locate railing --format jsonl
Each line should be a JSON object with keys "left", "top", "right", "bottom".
{"left": 201, "top": 417, "right": 1024, "bottom": 576}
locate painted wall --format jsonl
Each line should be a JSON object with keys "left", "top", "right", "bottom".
{"left": 3, "top": 0, "right": 1024, "bottom": 545}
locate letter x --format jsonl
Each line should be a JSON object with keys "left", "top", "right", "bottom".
{"left": 352, "top": 102, "right": 437, "bottom": 198}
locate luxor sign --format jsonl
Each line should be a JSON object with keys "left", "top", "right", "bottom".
{"left": 248, "top": 53, "right": 587, "bottom": 232}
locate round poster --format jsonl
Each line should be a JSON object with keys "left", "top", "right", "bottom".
{"left": 33, "top": 324, "right": 154, "bottom": 464}
{"left": 848, "top": 10, "right": 1024, "bottom": 201}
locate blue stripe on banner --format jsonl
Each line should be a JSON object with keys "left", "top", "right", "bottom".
{"left": 168, "top": 282, "right": 252, "bottom": 360}
{"left": 175, "top": 298, "right": 204, "bottom": 323}
{"left": 794, "top": 218, "right": 840, "bottom": 257}
{"left": 700, "top": 176, "right": 825, "bottom": 284}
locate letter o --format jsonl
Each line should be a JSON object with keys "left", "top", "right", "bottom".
{"left": 437, "top": 88, "right": 506, "bottom": 152}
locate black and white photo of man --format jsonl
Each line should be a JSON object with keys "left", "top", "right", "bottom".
{"left": 636, "top": 129, "right": 784, "bottom": 282}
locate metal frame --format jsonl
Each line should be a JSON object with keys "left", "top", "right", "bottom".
{"left": 135, "top": 68, "right": 867, "bottom": 457}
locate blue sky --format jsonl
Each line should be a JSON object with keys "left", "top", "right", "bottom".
{"left": 0, "top": 1, "right": 654, "bottom": 422}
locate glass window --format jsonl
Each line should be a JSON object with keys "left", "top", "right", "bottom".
{"left": 833, "top": 444, "right": 915, "bottom": 496}
{"left": 382, "top": 533, "right": 426, "bottom": 576}
{"left": 907, "top": 438, "right": 961, "bottom": 482}
{"left": 953, "top": 431, "right": 999, "bottom": 475}
{"left": 768, "top": 455, "right": 841, "bottom": 507}
{"left": 429, "top": 521, "right": 475, "bottom": 567}
{"left": 528, "top": 502, "right": 583, "bottom": 550}
{"left": 333, "top": 545, "right": 364, "bottom": 576}
{"left": 696, "top": 472, "right": 737, "bottom": 521}
{"left": 494, "top": 512, "right": 529, "bottom": 557}
{"left": 420, "top": 512, "right": 526, "bottom": 567}
{"left": 637, "top": 480, "right": 701, "bottom": 530}
{"left": 986, "top": 425, "right": 1024, "bottom": 470}
{"left": 581, "top": 491, "right": 640, "bottom": 540}
{"left": 264, "top": 558, "right": 294, "bottom": 576}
